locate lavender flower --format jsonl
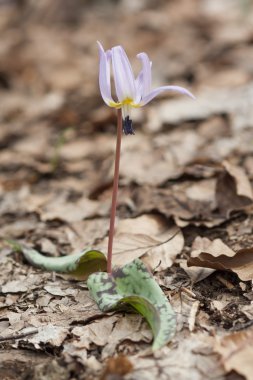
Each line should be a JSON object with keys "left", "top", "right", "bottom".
{"left": 98, "top": 41, "right": 195, "bottom": 134}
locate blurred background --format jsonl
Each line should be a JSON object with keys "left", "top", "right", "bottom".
{"left": 1, "top": 0, "right": 252, "bottom": 133}
{"left": 0, "top": 0, "right": 253, "bottom": 247}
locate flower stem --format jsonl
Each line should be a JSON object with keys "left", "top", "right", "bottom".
{"left": 107, "top": 108, "right": 122, "bottom": 273}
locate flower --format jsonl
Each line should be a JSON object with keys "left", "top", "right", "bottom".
{"left": 98, "top": 41, "right": 195, "bottom": 135}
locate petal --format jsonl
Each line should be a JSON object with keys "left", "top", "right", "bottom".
{"left": 136, "top": 52, "right": 152, "bottom": 98}
{"left": 140, "top": 85, "right": 195, "bottom": 106}
{"left": 111, "top": 46, "right": 136, "bottom": 102}
{"left": 135, "top": 70, "right": 144, "bottom": 96}
{"left": 97, "top": 41, "right": 117, "bottom": 106}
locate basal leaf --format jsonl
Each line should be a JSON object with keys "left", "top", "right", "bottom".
{"left": 87, "top": 259, "right": 176, "bottom": 350}
{"left": 7, "top": 240, "right": 107, "bottom": 280}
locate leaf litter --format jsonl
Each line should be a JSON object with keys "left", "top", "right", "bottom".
{"left": 1, "top": 0, "right": 253, "bottom": 379}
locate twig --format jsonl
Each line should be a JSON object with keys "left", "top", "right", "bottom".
{"left": 0, "top": 328, "right": 38, "bottom": 342}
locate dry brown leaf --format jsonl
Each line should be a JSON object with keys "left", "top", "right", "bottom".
{"left": 71, "top": 316, "right": 119, "bottom": 350}
{"left": 211, "top": 293, "right": 237, "bottom": 313}
{"left": 214, "top": 326, "right": 253, "bottom": 380}
{"left": 102, "top": 315, "right": 152, "bottom": 359}
{"left": 135, "top": 179, "right": 222, "bottom": 228}
{"left": 67, "top": 219, "right": 109, "bottom": 252}
{"left": 25, "top": 324, "right": 69, "bottom": 347}
{"left": 188, "top": 300, "right": 200, "bottom": 332}
{"left": 171, "top": 291, "right": 199, "bottom": 333}
{"left": 44, "top": 285, "right": 76, "bottom": 297}
{"left": 216, "top": 161, "right": 253, "bottom": 217}
{"left": 155, "top": 84, "right": 253, "bottom": 129}
{"left": 188, "top": 236, "right": 253, "bottom": 281}
{"left": 241, "top": 304, "right": 253, "bottom": 320}
{"left": 101, "top": 355, "right": 133, "bottom": 380}
{"left": 154, "top": 130, "right": 205, "bottom": 167}
{"left": 180, "top": 260, "right": 215, "bottom": 283}
{"left": 223, "top": 161, "right": 253, "bottom": 199}
{"left": 96, "top": 214, "right": 184, "bottom": 270}
{"left": 64, "top": 314, "right": 151, "bottom": 363}
{"left": 35, "top": 195, "right": 110, "bottom": 223}
{"left": 60, "top": 135, "right": 114, "bottom": 161}
{"left": 1, "top": 280, "right": 28, "bottom": 294}
{"left": 129, "top": 331, "right": 223, "bottom": 380}
{"left": 120, "top": 143, "right": 182, "bottom": 185}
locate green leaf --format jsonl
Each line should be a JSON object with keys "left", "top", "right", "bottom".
{"left": 7, "top": 240, "right": 107, "bottom": 280}
{"left": 87, "top": 259, "right": 176, "bottom": 350}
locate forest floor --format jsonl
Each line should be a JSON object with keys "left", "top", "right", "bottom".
{"left": 1, "top": 1, "right": 253, "bottom": 379}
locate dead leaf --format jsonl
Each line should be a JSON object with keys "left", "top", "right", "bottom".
{"left": 64, "top": 314, "right": 151, "bottom": 363}
{"left": 155, "top": 84, "right": 253, "bottom": 130}
{"left": 241, "top": 304, "right": 253, "bottom": 320}
{"left": 25, "top": 324, "right": 69, "bottom": 347}
{"left": 180, "top": 260, "right": 215, "bottom": 283}
{"left": 102, "top": 315, "right": 152, "bottom": 359}
{"left": 188, "top": 236, "right": 253, "bottom": 281}
{"left": 211, "top": 293, "right": 237, "bottom": 312}
{"left": 101, "top": 355, "right": 133, "bottom": 380}
{"left": 129, "top": 331, "right": 223, "bottom": 380}
{"left": 1, "top": 280, "right": 28, "bottom": 294}
{"left": 38, "top": 195, "right": 109, "bottom": 223}
{"left": 71, "top": 316, "right": 119, "bottom": 350}
{"left": 120, "top": 136, "right": 182, "bottom": 185}
{"left": 216, "top": 161, "right": 253, "bottom": 217}
{"left": 134, "top": 180, "right": 224, "bottom": 228}
{"left": 214, "top": 326, "right": 253, "bottom": 380}
{"left": 188, "top": 300, "right": 200, "bottom": 332}
{"left": 44, "top": 285, "right": 76, "bottom": 297}
{"left": 96, "top": 214, "right": 184, "bottom": 270}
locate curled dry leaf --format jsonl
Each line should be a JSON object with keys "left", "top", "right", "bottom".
{"left": 135, "top": 163, "right": 253, "bottom": 228}
{"left": 214, "top": 326, "right": 253, "bottom": 380}
{"left": 96, "top": 214, "right": 184, "bottom": 270}
{"left": 188, "top": 236, "right": 253, "bottom": 281}
{"left": 216, "top": 161, "right": 253, "bottom": 217}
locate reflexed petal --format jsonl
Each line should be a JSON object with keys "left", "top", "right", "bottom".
{"left": 135, "top": 70, "right": 144, "bottom": 103}
{"left": 136, "top": 52, "right": 152, "bottom": 98}
{"left": 97, "top": 41, "right": 117, "bottom": 106}
{"left": 140, "top": 85, "right": 195, "bottom": 106}
{"left": 111, "top": 46, "right": 136, "bottom": 102}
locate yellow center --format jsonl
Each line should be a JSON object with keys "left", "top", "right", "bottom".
{"left": 108, "top": 98, "right": 140, "bottom": 109}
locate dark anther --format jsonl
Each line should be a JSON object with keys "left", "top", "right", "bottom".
{"left": 122, "top": 116, "right": 135, "bottom": 135}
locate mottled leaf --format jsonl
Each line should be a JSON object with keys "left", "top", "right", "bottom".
{"left": 7, "top": 240, "right": 107, "bottom": 280}
{"left": 87, "top": 259, "right": 176, "bottom": 351}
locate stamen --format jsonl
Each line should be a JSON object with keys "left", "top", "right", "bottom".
{"left": 122, "top": 116, "right": 135, "bottom": 135}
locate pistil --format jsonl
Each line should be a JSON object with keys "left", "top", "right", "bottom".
{"left": 123, "top": 116, "right": 135, "bottom": 135}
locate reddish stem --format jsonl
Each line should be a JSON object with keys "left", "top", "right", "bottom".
{"left": 107, "top": 109, "right": 122, "bottom": 273}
